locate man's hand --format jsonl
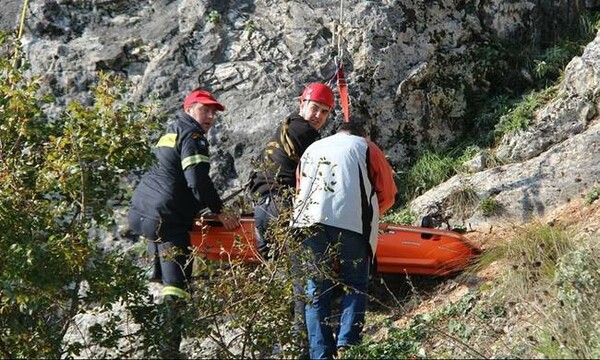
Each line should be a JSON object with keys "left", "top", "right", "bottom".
{"left": 216, "top": 212, "right": 240, "bottom": 230}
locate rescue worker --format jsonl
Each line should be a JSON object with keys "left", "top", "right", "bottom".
{"left": 248, "top": 82, "right": 335, "bottom": 356}
{"left": 127, "top": 88, "right": 239, "bottom": 357}
{"left": 248, "top": 82, "right": 335, "bottom": 260}
{"left": 292, "top": 122, "right": 397, "bottom": 360}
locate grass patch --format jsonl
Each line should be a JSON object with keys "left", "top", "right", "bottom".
{"left": 446, "top": 186, "right": 479, "bottom": 221}
{"left": 479, "top": 196, "right": 501, "bottom": 216}
{"left": 494, "top": 86, "right": 558, "bottom": 137}
{"left": 382, "top": 207, "right": 417, "bottom": 225}
{"left": 486, "top": 223, "right": 575, "bottom": 299}
{"left": 401, "top": 150, "right": 459, "bottom": 202}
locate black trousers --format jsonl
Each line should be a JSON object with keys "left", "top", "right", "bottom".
{"left": 253, "top": 194, "right": 281, "bottom": 259}
{"left": 127, "top": 209, "right": 193, "bottom": 291}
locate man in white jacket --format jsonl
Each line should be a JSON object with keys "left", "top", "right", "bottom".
{"left": 292, "top": 122, "right": 397, "bottom": 359}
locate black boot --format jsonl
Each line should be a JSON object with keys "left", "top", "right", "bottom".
{"left": 149, "top": 252, "right": 162, "bottom": 283}
{"left": 160, "top": 295, "right": 185, "bottom": 359}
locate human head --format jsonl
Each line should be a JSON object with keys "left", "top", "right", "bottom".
{"left": 337, "top": 122, "right": 366, "bottom": 137}
{"left": 183, "top": 88, "right": 225, "bottom": 133}
{"left": 298, "top": 82, "right": 335, "bottom": 130}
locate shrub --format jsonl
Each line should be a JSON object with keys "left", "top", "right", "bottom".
{"left": 541, "top": 244, "right": 600, "bottom": 358}
{"left": 382, "top": 208, "right": 417, "bottom": 225}
{"left": 447, "top": 186, "right": 479, "bottom": 221}
{"left": 0, "top": 32, "right": 162, "bottom": 358}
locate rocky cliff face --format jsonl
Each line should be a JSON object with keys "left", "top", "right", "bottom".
{"left": 411, "top": 31, "right": 600, "bottom": 229}
{"left": 3, "top": 0, "right": 598, "bottom": 227}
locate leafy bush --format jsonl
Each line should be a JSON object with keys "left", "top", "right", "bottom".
{"left": 0, "top": 33, "right": 161, "bottom": 358}
{"left": 382, "top": 207, "right": 416, "bottom": 225}
{"left": 345, "top": 317, "right": 428, "bottom": 359}
{"left": 542, "top": 244, "right": 600, "bottom": 358}
{"left": 533, "top": 46, "right": 573, "bottom": 82}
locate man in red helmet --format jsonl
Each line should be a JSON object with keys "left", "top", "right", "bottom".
{"left": 247, "top": 82, "right": 334, "bottom": 354}
{"left": 248, "top": 82, "right": 335, "bottom": 260}
{"left": 128, "top": 88, "right": 239, "bottom": 357}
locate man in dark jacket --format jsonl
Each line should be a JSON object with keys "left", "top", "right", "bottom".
{"left": 128, "top": 88, "right": 239, "bottom": 357}
{"left": 248, "top": 82, "right": 335, "bottom": 259}
{"left": 248, "top": 82, "right": 334, "bottom": 356}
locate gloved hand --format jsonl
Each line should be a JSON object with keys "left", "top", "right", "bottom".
{"left": 216, "top": 212, "right": 240, "bottom": 230}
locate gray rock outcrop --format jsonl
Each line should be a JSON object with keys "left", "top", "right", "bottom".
{"left": 5, "top": 1, "right": 600, "bottom": 358}
{"left": 411, "top": 31, "right": 600, "bottom": 228}
{"left": 4, "top": 0, "right": 597, "bottom": 227}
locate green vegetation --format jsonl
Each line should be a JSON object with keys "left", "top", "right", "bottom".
{"left": 207, "top": 9, "right": 221, "bottom": 24}
{"left": 447, "top": 186, "right": 479, "bottom": 221}
{"left": 245, "top": 19, "right": 257, "bottom": 34}
{"left": 0, "top": 33, "right": 162, "bottom": 358}
{"left": 585, "top": 186, "right": 600, "bottom": 204}
{"left": 398, "top": 150, "right": 459, "bottom": 203}
{"left": 494, "top": 86, "right": 558, "bottom": 138}
{"left": 0, "top": 31, "right": 311, "bottom": 358}
{"left": 465, "top": 10, "right": 600, "bottom": 148}
{"left": 381, "top": 208, "right": 416, "bottom": 225}
{"left": 478, "top": 196, "right": 501, "bottom": 217}
{"left": 347, "top": 223, "right": 600, "bottom": 358}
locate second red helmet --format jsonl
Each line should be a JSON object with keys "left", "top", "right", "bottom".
{"left": 299, "top": 82, "right": 335, "bottom": 109}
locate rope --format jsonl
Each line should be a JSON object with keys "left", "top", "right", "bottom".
{"left": 337, "top": 0, "right": 344, "bottom": 62}
{"left": 17, "top": 0, "right": 29, "bottom": 41}
{"left": 335, "top": 0, "right": 350, "bottom": 122}
{"left": 12, "top": 0, "right": 30, "bottom": 68}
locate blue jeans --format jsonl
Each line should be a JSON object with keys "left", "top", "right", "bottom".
{"left": 302, "top": 224, "right": 369, "bottom": 359}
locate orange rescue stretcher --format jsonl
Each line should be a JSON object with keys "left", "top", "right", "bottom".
{"left": 189, "top": 214, "right": 481, "bottom": 276}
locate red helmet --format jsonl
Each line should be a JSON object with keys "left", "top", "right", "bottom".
{"left": 299, "top": 82, "right": 335, "bottom": 109}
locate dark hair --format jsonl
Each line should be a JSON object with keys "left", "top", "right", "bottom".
{"left": 337, "top": 122, "right": 366, "bottom": 137}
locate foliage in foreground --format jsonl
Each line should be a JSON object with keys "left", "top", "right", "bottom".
{"left": 0, "top": 31, "right": 350, "bottom": 359}
{"left": 0, "top": 40, "right": 319, "bottom": 357}
{"left": 0, "top": 32, "right": 162, "bottom": 358}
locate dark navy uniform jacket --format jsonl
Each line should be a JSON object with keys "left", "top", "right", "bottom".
{"left": 130, "top": 111, "right": 223, "bottom": 233}
{"left": 249, "top": 113, "right": 320, "bottom": 198}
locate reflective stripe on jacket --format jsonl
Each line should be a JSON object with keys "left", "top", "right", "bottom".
{"left": 249, "top": 113, "right": 320, "bottom": 197}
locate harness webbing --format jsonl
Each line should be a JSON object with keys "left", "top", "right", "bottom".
{"left": 336, "top": 60, "right": 350, "bottom": 123}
